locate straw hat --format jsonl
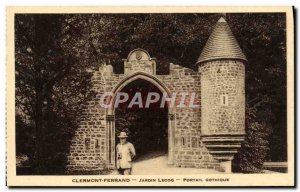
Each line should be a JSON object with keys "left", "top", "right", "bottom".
{"left": 117, "top": 131, "right": 128, "bottom": 138}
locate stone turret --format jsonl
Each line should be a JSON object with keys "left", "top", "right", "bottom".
{"left": 197, "top": 17, "right": 246, "bottom": 172}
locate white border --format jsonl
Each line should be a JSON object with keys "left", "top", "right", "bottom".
{"left": 1, "top": 1, "right": 298, "bottom": 191}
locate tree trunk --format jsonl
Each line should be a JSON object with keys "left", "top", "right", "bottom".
{"left": 34, "top": 78, "right": 44, "bottom": 174}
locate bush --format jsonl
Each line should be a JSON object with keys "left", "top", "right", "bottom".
{"left": 233, "top": 107, "right": 271, "bottom": 173}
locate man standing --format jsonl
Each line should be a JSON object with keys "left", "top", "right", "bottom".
{"left": 116, "top": 132, "right": 136, "bottom": 175}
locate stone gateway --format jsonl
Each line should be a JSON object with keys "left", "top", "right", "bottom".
{"left": 67, "top": 17, "right": 246, "bottom": 173}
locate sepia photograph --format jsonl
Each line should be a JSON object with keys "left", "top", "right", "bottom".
{"left": 6, "top": 6, "right": 294, "bottom": 186}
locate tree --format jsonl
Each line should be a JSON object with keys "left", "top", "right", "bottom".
{"left": 229, "top": 13, "right": 287, "bottom": 162}
{"left": 233, "top": 105, "right": 272, "bottom": 173}
{"left": 15, "top": 14, "right": 94, "bottom": 174}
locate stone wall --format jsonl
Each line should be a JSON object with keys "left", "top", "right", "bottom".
{"left": 67, "top": 61, "right": 222, "bottom": 173}
{"left": 66, "top": 16, "right": 247, "bottom": 174}
{"left": 66, "top": 51, "right": 248, "bottom": 173}
{"left": 159, "top": 64, "right": 220, "bottom": 170}
{"left": 66, "top": 71, "right": 108, "bottom": 172}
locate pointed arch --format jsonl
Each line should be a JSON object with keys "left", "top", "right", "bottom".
{"left": 107, "top": 72, "right": 173, "bottom": 115}
{"left": 105, "top": 72, "right": 175, "bottom": 166}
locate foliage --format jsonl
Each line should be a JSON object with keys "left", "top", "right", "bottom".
{"left": 229, "top": 14, "right": 287, "bottom": 162}
{"left": 15, "top": 14, "right": 94, "bottom": 174}
{"left": 233, "top": 105, "right": 272, "bottom": 173}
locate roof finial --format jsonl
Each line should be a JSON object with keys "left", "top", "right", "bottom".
{"left": 218, "top": 17, "right": 226, "bottom": 23}
{"left": 217, "top": 13, "right": 227, "bottom": 23}
{"left": 221, "top": 12, "right": 226, "bottom": 19}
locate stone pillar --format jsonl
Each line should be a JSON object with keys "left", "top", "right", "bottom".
{"left": 106, "top": 115, "right": 115, "bottom": 168}
{"left": 220, "top": 159, "right": 233, "bottom": 173}
{"left": 168, "top": 114, "right": 175, "bottom": 165}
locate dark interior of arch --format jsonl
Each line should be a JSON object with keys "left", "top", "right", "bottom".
{"left": 115, "top": 79, "right": 168, "bottom": 160}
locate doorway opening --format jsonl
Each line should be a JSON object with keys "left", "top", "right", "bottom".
{"left": 115, "top": 79, "right": 168, "bottom": 162}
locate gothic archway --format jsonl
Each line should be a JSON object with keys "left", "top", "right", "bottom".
{"left": 105, "top": 72, "right": 175, "bottom": 168}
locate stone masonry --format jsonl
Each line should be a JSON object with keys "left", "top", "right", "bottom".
{"left": 67, "top": 17, "right": 247, "bottom": 173}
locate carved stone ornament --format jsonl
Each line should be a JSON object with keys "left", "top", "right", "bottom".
{"left": 135, "top": 51, "right": 143, "bottom": 60}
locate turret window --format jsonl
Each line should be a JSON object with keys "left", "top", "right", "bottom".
{"left": 220, "top": 94, "right": 228, "bottom": 106}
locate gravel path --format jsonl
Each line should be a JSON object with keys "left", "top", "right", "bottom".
{"left": 109, "top": 154, "right": 219, "bottom": 175}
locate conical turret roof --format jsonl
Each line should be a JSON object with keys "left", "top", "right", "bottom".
{"left": 197, "top": 17, "right": 247, "bottom": 64}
